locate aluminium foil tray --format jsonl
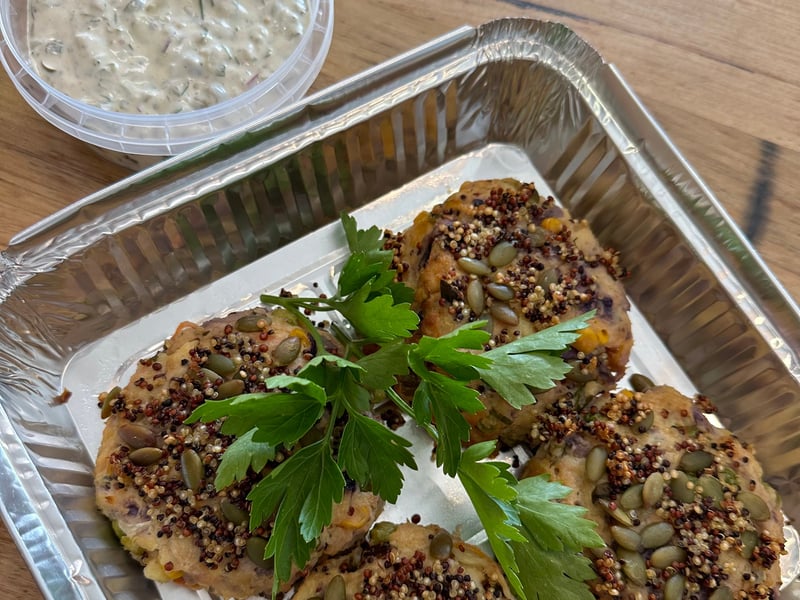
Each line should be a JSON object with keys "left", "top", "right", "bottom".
{"left": 1, "top": 18, "right": 800, "bottom": 600}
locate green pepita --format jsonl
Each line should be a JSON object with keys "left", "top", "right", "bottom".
{"left": 246, "top": 536, "right": 274, "bottom": 570}
{"left": 100, "top": 385, "right": 121, "bottom": 419}
{"left": 128, "top": 447, "right": 163, "bottom": 466}
{"left": 216, "top": 379, "right": 246, "bottom": 399}
{"left": 489, "top": 302, "right": 519, "bottom": 325}
{"left": 236, "top": 314, "right": 271, "bottom": 332}
{"left": 629, "top": 373, "right": 655, "bottom": 393}
{"left": 738, "top": 491, "right": 771, "bottom": 521}
{"left": 642, "top": 472, "right": 666, "bottom": 507}
{"left": 466, "top": 279, "right": 485, "bottom": 315}
{"left": 598, "top": 499, "right": 633, "bottom": 527}
{"left": 220, "top": 499, "right": 249, "bottom": 525}
{"left": 663, "top": 574, "right": 686, "bottom": 600}
{"left": 486, "top": 283, "right": 514, "bottom": 301}
{"left": 708, "top": 587, "right": 734, "bottom": 600}
{"left": 205, "top": 354, "right": 236, "bottom": 377}
{"left": 274, "top": 335, "right": 302, "bottom": 366}
{"left": 617, "top": 548, "right": 647, "bottom": 586}
{"left": 619, "top": 484, "right": 644, "bottom": 510}
{"left": 118, "top": 422, "right": 157, "bottom": 449}
{"left": 640, "top": 522, "right": 674, "bottom": 549}
{"left": 697, "top": 475, "right": 724, "bottom": 504}
{"left": 429, "top": 530, "right": 453, "bottom": 560}
{"left": 181, "top": 448, "right": 203, "bottom": 491}
{"left": 740, "top": 530, "right": 759, "bottom": 559}
{"left": 649, "top": 545, "right": 687, "bottom": 569}
{"left": 610, "top": 525, "right": 641, "bottom": 551}
{"left": 457, "top": 257, "right": 491, "bottom": 276}
{"left": 488, "top": 241, "right": 517, "bottom": 267}
{"left": 585, "top": 446, "right": 607, "bottom": 482}
{"left": 324, "top": 574, "right": 347, "bottom": 600}
{"left": 669, "top": 471, "right": 696, "bottom": 504}
{"left": 369, "top": 521, "right": 397, "bottom": 543}
{"left": 679, "top": 450, "right": 714, "bottom": 473}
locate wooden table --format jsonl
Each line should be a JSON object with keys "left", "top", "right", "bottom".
{"left": 1, "top": 1, "right": 798, "bottom": 598}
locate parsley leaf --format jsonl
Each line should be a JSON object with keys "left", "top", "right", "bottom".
{"left": 514, "top": 475, "right": 605, "bottom": 553}
{"left": 214, "top": 428, "right": 275, "bottom": 490}
{"left": 458, "top": 443, "right": 603, "bottom": 600}
{"left": 338, "top": 412, "right": 416, "bottom": 502}
{"left": 412, "top": 371, "right": 483, "bottom": 476}
{"left": 477, "top": 311, "right": 596, "bottom": 408}
{"left": 250, "top": 441, "right": 345, "bottom": 583}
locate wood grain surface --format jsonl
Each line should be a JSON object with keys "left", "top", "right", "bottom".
{"left": 0, "top": 1, "right": 798, "bottom": 598}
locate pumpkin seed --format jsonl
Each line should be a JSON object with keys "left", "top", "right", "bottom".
{"left": 708, "top": 587, "right": 733, "bottom": 600}
{"left": 205, "top": 353, "right": 236, "bottom": 377}
{"left": 369, "top": 521, "right": 397, "bottom": 543}
{"left": 181, "top": 449, "right": 203, "bottom": 491}
{"left": 324, "top": 574, "right": 347, "bottom": 600}
{"left": 610, "top": 525, "right": 641, "bottom": 551}
{"left": 740, "top": 530, "right": 759, "bottom": 559}
{"left": 429, "top": 530, "right": 453, "bottom": 560}
{"left": 649, "top": 545, "right": 687, "bottom": 569}
{"left": 585, "top": 445, "right": 607, "bottom": 482}
{"left": 643, "top": 472, "right": 666, "bottom": 507}
{"left": 638, "top": 410, "right": 655, "bottom": 432}
{"left": 100, "top": 386, "right": 121, "bottom": 419}
{"left": 466, "top": 279, "right": 485, "bottom": 314}
{"left": 274, "top": 335, "right": 302, "bottom": 366}
{"left": 246, "top": 536, "right": 274, "bottom": 570}
{"left": 538, "top": 268, "right": 559, "bottom": 289}
{"left": 669, "top": 471, "right": 696, "bottom": 503}
{"left": 617, "top": 548, "right": 647, "bottom": 586}
{"left": 663, "top": 574, "right": 686, "bottom": 600}
{"left": 527, "top": 228, "right": 547, "bottom": 248}
{"left": 697, "top": 475, "right": 724, "bottom": 503}
{"left": 739, "top": 491, "right": 771, "bottom": 521}
{"left": 200, "top": 367, "right": 223, "bottom": 382}
{"left": 236, "top": 314, "right": 271, "bottom": 332}
{"left": 486, "top": 283, "right": 514, "bottom": 301}
{"left": 216, "top": 379, "right": 245, "bottom": 399}
{"left": 128, "top": 447, "right": 163, "bottom": 466}
{"left": 640, "top": 522, "right": 674, "bottom": 548}
{"left": 118, "top": 422, "right": 157, "bottom": 449}
{"left": 679, "top": 450, "right": 714, "bottom": 473}
{"left": 619, "top": 484, "right": 644, "bottom": 510}
{"left": 630, "top": 373, "right": 655, "bottom": 393}
{"left": 598, "top": 499, "right": 633, "bottom": 527}
{"left": 457, "top": 257, "right": 491, "bottom": 276}
{"left": 488, "top": 241, "right": 517, "bottom": 267}
{"left": 221, "top": 499, "right": 249, "bottom": 525}
{"left": 489, "top": 303, "right": 519, "bottom": 325}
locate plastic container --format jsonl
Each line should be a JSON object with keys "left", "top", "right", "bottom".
{"left": 0, "top": 0, "right": 333, "bottom": 167}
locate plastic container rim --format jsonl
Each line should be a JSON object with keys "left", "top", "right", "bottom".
{"left": 0, "top": 0, "right": 330, "bottom": 152}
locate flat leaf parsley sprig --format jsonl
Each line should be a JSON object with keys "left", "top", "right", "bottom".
{"left": 188, "top": 213, "right": 603, "bottom": 600}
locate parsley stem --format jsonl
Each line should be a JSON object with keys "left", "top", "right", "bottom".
{"left": 385, "top": 388, "right": 438, "bottom": 441}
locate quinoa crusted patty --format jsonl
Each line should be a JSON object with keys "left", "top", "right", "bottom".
{"left": 293, "top": 522, "right": 513, "bottom": 600}
{"left": 522, "top": 385, "right": 785, "bottom": 600}
{"left": 385, "top": 178, "right": 632, "bottom": 446}
{"left": 94, "top": 308, "right": 383, "bottom": 599}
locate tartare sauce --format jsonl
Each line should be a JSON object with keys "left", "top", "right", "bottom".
{"left": 28, "top": 0, "right": 310, "bottom": 114}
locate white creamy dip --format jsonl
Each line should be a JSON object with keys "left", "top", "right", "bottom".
{"left": 27, "top": 0, "right": 310, "bottom": 114}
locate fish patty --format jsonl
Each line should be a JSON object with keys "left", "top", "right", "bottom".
{"left": 386, "top": 178, "right": 632, "bottom": 446}
{"left": 523, "top": 385, "right": 785, "bottom": 599}
{"left": 94, "top": 308, "right": 383, "bottom": 599}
